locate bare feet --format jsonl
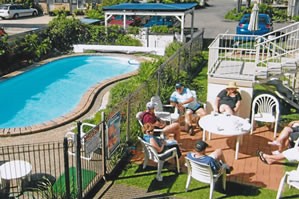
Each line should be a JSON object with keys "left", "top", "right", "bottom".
{"left": 271, "top": 150, "right": 280, "bottom": 155}
{"left": 268, "top": 140, "right": 281, "bottom": 146}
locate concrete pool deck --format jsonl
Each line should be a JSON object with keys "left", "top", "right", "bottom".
{"left": 0, "top": 53, "right": 144, "bottom": 139}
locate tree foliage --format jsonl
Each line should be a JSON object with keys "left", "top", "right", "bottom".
{"left": 101, "top": 0, "right": 127, "bottom": 7}
{"left": 47, "top": 14, "right": 91, "bottom": 52}
{"left": 0, "top": 36, "right": 8, "bottom": 56}
{"left": 85, "top": 5, "right": 105, "bottom": 20}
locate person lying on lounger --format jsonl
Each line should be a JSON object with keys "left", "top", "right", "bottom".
{"left": 257, "top": 147, "right": 299, "bottom": 165}
{"left": 268, "top": 120, "right": 299, "bottom": 154}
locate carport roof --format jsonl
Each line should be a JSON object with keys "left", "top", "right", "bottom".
{"left": 103, "top": 3, "right": 197, "bottom": 42}
{"left": 103, "top": 3, "right": 197, "bottom": 11}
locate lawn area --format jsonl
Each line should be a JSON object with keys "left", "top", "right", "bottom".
{"left": 115, "top": 162, "right": 299, "bottom": 199}
{"left": 53, "top": 167, "right": 96, "bottom": 197}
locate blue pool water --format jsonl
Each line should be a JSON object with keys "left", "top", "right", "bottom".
{"left": 0, "top": 55, "right": 139, "bottom": 128}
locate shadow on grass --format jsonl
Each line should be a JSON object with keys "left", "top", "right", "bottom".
{"left": 118, "top": 163, "right": 182, "bottom": 196}
{"left": 147, "top": 174, "right": 179, "bottom": 193}
{"left": 219, "top": 181, "right": 261, "bottom": 198}
{"left": 280, "top": 194, "right": 299, "bottom": 199}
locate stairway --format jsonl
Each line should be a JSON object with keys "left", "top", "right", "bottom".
{"left": 208, "top": 22, "right": 299, "bottom": 91}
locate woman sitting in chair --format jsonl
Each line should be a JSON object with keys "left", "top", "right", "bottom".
{"left": 142, "top": 123, "right": 182, "bottom": 158}
{"left": 213, "top": 81, "right": 242, "bottom": 115}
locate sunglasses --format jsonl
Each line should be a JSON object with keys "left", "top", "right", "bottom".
{"left": 146, "top": 130, "right": 154, "bottom": 133}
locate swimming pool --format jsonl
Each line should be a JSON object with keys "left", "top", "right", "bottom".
{"left": 0, "top": 55, "right": 139, "bottom": 129}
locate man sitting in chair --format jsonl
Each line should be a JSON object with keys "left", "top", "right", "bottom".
{"left": 170, "top": 83, "right": 206, "bottom": 135}
{"left": 141, "top": 101, "right": 181, "bottom": 142}
{"left": 186, "top": 141, "right": 233, "bottom": 174}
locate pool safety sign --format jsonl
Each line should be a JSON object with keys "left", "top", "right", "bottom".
{"left": 107, "top": 111, "right": 121, "bottom": 158}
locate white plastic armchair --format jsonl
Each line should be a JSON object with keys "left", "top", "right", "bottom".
{"left": 137, "top": 136, "right": 180, "bottom": 181}
{"left": 190, "top": 90, "right": 207, "bottom": 110}
{"left": 276, "top": 166, "right": 299, "bottom": 199}
{"left": 150, "top": 96, "right": 179, "bottom": 123}
{"left": 65, "top": 122, "right": 97, "bottom": 161}
{"left": 185, "top": 157, "right": 226, "bottom": 199}
{"left": 276, "top": 139, "right": 299, "bottom": 198}
{"left": 250, "top": 94, "right": 280, "bottom": 138}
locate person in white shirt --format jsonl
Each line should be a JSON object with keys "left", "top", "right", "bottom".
{"left": 170, "top": 83, "right": 206, "bottom": 135}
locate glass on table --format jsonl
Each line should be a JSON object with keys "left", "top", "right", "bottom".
{"left": 211, "top": 111, "right": 219, "bottom": 116}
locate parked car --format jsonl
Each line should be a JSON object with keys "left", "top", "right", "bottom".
{"left": 0, "top": 4, "right": 38, "bottom": 19}
{"left": 0, "top": 27, "right": 6, "bottom": 36}
{"left": 234, "top": 0, "right": 247, "bottom": 5}
{"left": 144, "top": 16, "right": 174, "bottom": 28}
{"left": 108, "top": 15, "right": 141, "bottom": 26}
{"left": 236, "top": 13, "right": 273, "bottom": 36}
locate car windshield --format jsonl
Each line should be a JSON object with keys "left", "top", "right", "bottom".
{"left": 0, "top": 5, "right": 9, "bottom": 10}
{"left": 241, "top": 15, "right": 269, "bottom": 24}
{"left": 259, "top": 17, "right": 268, "bottom": 24}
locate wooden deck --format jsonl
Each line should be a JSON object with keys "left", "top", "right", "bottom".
{"left": 133, "top": 125, "right": 287, "bottom": 190}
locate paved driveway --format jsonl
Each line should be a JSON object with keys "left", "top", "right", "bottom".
{"left": 186, "top": 0, "right": 290, "bottom": 39}
{"left": 186, "top": 0, "right": 238, "bottom": 38}
{"left": 0, "top": 1, "right": 290, "bottom": 37}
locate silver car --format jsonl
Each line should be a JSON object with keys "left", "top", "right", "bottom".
{"left": 0, "top": 4, "right": 38, "bottom": 19}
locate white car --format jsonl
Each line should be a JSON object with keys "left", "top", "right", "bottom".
{"left": 234, "top": 0, "right": 248, "bottom": 5}
{"left": 0, "top": 4, "right": 38, "bottom": 19}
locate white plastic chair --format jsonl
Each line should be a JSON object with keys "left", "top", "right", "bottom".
{"left": 150, "top": 96, "right": 179, "bottom": 123}
{"left": 65, "top": 122, "right": 98, "bottom": 160}
{"left": 185, "top": 157, "right": 226, "bottom": 199}
{"left": 190, "top": 90, "right": 206, "bottom": 109}
{"left": 137, "top": 136, "right": 180, "bottom": 181}
{"left": 276, "top": 166, "right": 299, "bottom": 199}
{"left": 190, "top": 90, "right": 207, "bottom": 121}
{"left": 250, "top": 94, "right": 280, "bottom": 138}
{"left": 276, "top": 139, "right": 299, "bottom": 199}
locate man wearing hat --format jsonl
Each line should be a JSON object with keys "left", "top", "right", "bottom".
{"left": 141, "top": 101, "right": 181, "bottom": 142}
{"left": 186, "top": 140, "right": 233, "bottom": 174}
{"left": 214, "top": 81, "right": 242, "bottom": 115}
{"left": 170, "top": 83, "right": 206, "bottom": 135}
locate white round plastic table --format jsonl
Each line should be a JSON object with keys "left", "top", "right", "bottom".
{"left": 198, "top": 113, "right": 251, "bottom": 160}
{"left": 0, "top": 160, "right": 32, "bottom": 180}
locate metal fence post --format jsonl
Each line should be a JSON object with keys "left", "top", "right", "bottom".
{"left": 101, "top": 112, "right": 107, "bottom": 179}
{"left": 63, "top": 138, "right": 71, "bottom": 199}
{"left": 157, "top": 68, "right": 161, "bottom": 96}
{"left": 76, "top": 121, "right": 83, "bottom": 199}
{"left": 178, "top": 48, "right": 181, "bottom": 79}
{"left": 126, "top": 96, "right": 131, "bottom": 142}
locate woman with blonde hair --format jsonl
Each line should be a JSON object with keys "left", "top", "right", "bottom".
{"left": 214, "top": 81, "right": 242, "bottom": 115}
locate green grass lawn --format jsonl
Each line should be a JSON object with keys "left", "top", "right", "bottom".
{"left": 53, "top": 167, "right": 97, "bottom": 197}
{"left": 115, "top": 162, "right": 299, "bottom": 199}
